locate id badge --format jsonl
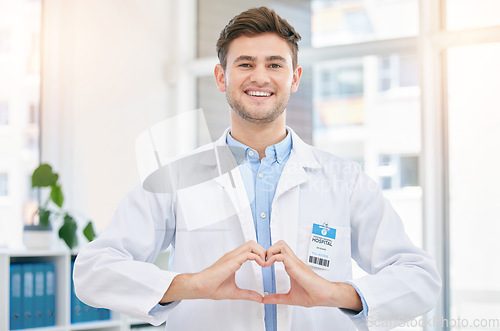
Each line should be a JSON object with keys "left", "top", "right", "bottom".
{"left": 307, "top": 223, "right": 336, "bottom": 270}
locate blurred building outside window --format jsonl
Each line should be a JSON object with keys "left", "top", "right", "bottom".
{"left": 311, "top": 0, "right": 419, "bottom": 47}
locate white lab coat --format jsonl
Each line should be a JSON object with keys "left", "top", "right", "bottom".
{"left": 74, "top": 128, "right": 441, "bottom": 331}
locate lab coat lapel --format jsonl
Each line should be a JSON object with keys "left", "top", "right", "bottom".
{"left": 211, "top": 165, "right": 256, "bottom": 243}
{"left": 273, "top": 151, "right": 309, "bottom": 203}
{"left": 274, "top": 129, "right": 320, "bottom": 203}
{"left": 272, "top": 130, "right": 321, "bottom": 252}
{"left": 272, "top": 130, "right": 321, "bottom": 330}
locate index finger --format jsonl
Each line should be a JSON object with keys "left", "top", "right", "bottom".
{"left": 266, "top": 240, "right": 292, "bottom": 259}
{"left": 239, "top": 240, "right": 267, "bottom": 263}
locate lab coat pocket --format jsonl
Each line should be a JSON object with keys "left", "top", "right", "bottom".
{"left": 298, "top": 225, "right": 352, "bottom": 282}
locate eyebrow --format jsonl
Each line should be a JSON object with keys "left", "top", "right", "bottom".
{"left": 267, "top": 55, "right": 287, "bottom": 62}
{"left": 233, "top": 55, "right": 288, "bottom": 63}
{"left": 234, "top": 55, "right": 256, "bottom": 63}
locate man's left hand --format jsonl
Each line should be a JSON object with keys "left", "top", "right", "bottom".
{"left": 262, "top": 240, "right": 362, "bottom": 312}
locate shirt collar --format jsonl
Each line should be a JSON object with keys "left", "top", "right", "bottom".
{"left": 226, "top": 132, "right": 248, "bottom": 164}
{"left": 226, "top": 129, "right": 293, "bottom": 165}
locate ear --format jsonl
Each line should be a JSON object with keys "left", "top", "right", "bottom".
{"left": 290, "top": 65, "right": 302, "bottom": 93}
{"left": 214, "top": 64, "right": 226, "bottom": 92}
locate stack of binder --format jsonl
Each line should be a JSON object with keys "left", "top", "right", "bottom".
{"left": 70, "top": 261, "right": 111, "bottom": 323}
{"left": 9, "top": 263, "right": 56, "bottom": 330}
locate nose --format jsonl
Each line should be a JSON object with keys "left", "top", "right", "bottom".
{"left": 249, "top": 65, "right": 270, "bottom": 85}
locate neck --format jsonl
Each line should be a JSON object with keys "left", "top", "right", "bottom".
{"left": 230, "top": 113, "right": 287, "bottom": 160}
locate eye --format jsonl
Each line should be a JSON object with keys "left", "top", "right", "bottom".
{"left": 269, "top": 63, "right": 282, "bottom": 69}
{"left": 239, "top": 63, "right": 252, "bottom": 68}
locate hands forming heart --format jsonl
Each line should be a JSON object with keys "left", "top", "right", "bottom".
{"left": 170, "top": 240, "right": 361, "bottom": 311}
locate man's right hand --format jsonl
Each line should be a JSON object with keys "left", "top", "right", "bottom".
{"left": 160, "top": 240, "right": 267, "bottom": 304}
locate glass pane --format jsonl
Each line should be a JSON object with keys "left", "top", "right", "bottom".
{"left": 197, "top": 0, "right": 312, "bottom": 58}
{"left": 448, "top": 42, "right": 500, "bottom": 328}
{"left": 447, "top": 0, "right": 500, "bottom": 31}
{"left": 313, "top": 53, "right": 422, "bottom": 331}
{"left": 311, "top": 0, "right": 419, "bottom": 47}
{"left": 0, "top": 0, "right": 41, "bottom": 248}
{"left": 313, "top": 53, "right": 422, "bottom": 248}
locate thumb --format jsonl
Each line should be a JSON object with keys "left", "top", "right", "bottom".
{"left": 262, "top": 293, "right": 290, "bottom": 305}
{"left": 231, "top": 288, "right": 264, "bottom": 303}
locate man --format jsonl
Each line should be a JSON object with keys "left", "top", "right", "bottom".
{"left": 74, "top": 7, "right": 441, "bottom": 331}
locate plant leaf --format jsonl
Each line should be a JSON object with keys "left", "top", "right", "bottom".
{"left": 83, "top": 221, "right": 96, "bottom": 242}
{"left": 58, "top": 214, "right": 78, "bottom": 249}
{"left": 32, "top": 164, "right": 59, "bottom": 188}
{"left": 50, "top": 184, "right": 64, "bottom": 207}
{"left": 38, "top": 208, "right": 51, "bottom": 227}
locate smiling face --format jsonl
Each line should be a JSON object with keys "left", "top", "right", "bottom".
{"left": 214, "top": 33, "right": 302, "bottom": 125}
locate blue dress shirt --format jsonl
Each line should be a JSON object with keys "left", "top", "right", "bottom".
{"left": 227, "top": 130, "right": 292, "bottom": 331}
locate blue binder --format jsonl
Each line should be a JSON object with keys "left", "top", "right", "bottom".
{"left": 9, "top": 264, "right": 23, "bottom": 330}
{"left": 89, "top": 306, "right": 100, "bottom": 322}
{"left": 70, "top": 261, "right": 82, "bottom": 323}
{"left": 82, "top": 304, "right": 91, "bottom": 322}
{"left": 45, "top": 263, "right": 56, "bottom": 326}
{"left": 69, "top": 260, "right": 111, "bottom": 323}
{"left": 99, "top": 308, "right": 111, "bottom": 321}
{"left": 33, "top": 264, "right": 45, "bottom": 327}
{"left": 22, "top": 264, "right": 35, "bottom": 328}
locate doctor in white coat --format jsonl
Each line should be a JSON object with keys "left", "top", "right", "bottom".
{"left": 74, "top": 6, "right": 441, "bottom": 331}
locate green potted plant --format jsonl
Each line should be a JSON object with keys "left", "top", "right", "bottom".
{"left": 24, "top": 163, "right": 96, "bottom": 249}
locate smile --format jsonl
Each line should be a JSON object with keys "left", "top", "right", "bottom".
{"left": 245, "top": 90, "right": 273, "bottom": 97}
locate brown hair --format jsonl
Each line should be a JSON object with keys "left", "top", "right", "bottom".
{"left": 216, "top": 7, "right": 301, "bottom": 70}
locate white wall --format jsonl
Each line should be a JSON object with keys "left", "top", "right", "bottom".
{"left": 41, "top": 0, "right": 176, "bottom": 233}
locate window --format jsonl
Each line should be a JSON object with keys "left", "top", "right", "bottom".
{"left": 0, "top": 0, "right": 41, "bottom": 247}
{"left": 319, "top": 65, "right": 364, "bottom": 98}
{"left": 0, "top": 30, "right": 10, "bottom": 54}
{"left": 447, "top": 0, "right": 500, "bottom": 31}
{"left": 29, "top": 103, "right": 37, "bottom": 124}
{"left": 315, "top": 61, "right": 365, "bottom": 127}
{"left": 0, "top": 173, "right": 8, "bottom": 196}
{"left": 378, "top": 54, "right": 419, "bottom": 92}
{"left": 311, "top": 0, "right": 419, "bottom": 47}
{"left": 378, "top": 155, "right": 419, "bottom": 190}
{"left": 448, "top": 41, "right": 500, "bottom": 326}
{"left": 0, "top": 102, "right": 8, "bottom": 125}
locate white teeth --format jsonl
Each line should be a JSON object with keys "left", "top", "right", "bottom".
{"left": 246, "top": 91, "right": 272, "bottom": 97}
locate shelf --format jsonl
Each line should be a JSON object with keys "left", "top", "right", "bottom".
{"left": 14, "top": 327, "right": 67, "bottom": 331}
{"left": 70, "top": 319, "right": 121, "bottom": 330}
{"left": 1, "top": 248, "right": 171, "bottom": 331}
{"left": 1, "top": 250, "right": 123, "bottom": 331}
{"left": 0, "top": 248, "right": 68, "bottom": 257}
{"left": 129, "top": 318, "right": 148, "bottom": 326}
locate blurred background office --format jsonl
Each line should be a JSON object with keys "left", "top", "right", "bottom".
{"left": 0, "top": 0, "right": 499, "bottom": 330}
